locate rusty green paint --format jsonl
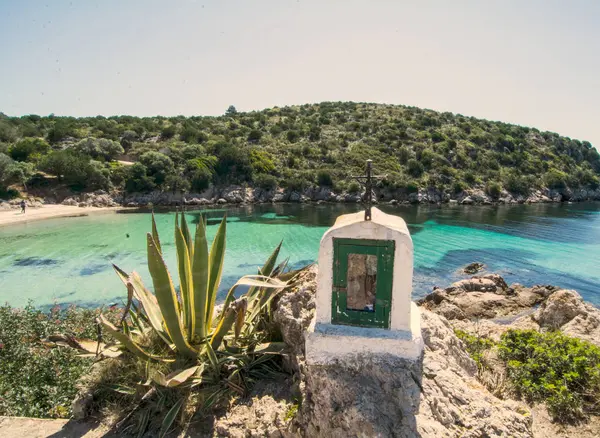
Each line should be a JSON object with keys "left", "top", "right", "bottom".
{"left": 331, "top": 238, "right": 395, "bottom": 329}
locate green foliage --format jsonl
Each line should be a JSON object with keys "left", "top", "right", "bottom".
{"left": 249, "top": 149, "right": 275, "bottom": 174}
{"left": 316, "top": 169, "right": 333, "bottom": 187}
{"left": 347, "top": 181, "right": 361, "bottom": 193}
{"left": 499, "top": 329, "right": 600, "bottom": 422}
{"left": 40, "top": 151, "right": 109, "bottom": 190}
{"left": 254, "top": 173, "right": 278, "bottom": 190}
{"left": 485, "top": 181, "right": 503, "bottom": 198}
{"left": 0, "top": 103, "right": 598, "bottom": 197}
{"left": 454, "top": 329, "right": 495, "bottom": 369}
{"left": 0, "top": 303, "right": 122, "bottom": 418}
{"left": 407, "top": 158, "right": 424, "bottom": 177}
{"left": 125, "top": 162, "right": 156, "bottom": 193}
{"left": 9, "top": 138, "right": 50, "bottom": 162}
{"left": 544, "top": 169, "right": 568, "bottom": 190}
{"left": 139, "top": 151, "right": 175, "bottom": 187}
{"left": 73, "top": 137, "right": 124, "bottom": 161}
{"left": 0, "top": 153, "right": 34, "bottom": 191}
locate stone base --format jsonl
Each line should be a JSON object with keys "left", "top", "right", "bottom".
{"left": 305, "top": 302, "right": 424, "bottom": 365}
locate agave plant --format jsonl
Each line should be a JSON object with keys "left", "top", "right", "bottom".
{"left": 90, "top": 212, "right": 298, "bottom": 435}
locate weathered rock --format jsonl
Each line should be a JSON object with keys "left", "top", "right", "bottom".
{"left": 462, "top": 262, "right": 485, "bottom": 274}
{"left": 419, "top": 275, "right": 554, "bottom": 320}
{"left": 273, "top": 268, "right": 533, "bottom": 437}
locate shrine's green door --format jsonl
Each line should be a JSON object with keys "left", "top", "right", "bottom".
{"left": 331, "top": 238, "right": 395, "bottom": 329}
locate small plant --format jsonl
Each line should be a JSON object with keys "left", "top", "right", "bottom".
{"left": 454, "top": 329, "right": 495, "bottom": 369}
{"left": 498, "top": 329, "right": 600, "bottom": 422}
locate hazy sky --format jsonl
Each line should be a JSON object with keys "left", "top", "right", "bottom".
{"left": 1, "top": 1, "right": 599, "bottom": 147}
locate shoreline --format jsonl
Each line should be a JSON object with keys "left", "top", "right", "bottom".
{"left": 1, "top": 198, "right": 599, "bottom": 228}
{"left": 0, "top": 205, "right": 130, "bottom": 228}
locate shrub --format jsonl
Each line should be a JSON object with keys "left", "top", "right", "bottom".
{"left": 455, "top": 329, "right": 495, "bottom": 369}
{"left": 248, "top": 129, "right": 262, "bottom": 143}
{"left": 504, "top": 173, "right": 529, "bottom": 195}
{"left": 544, "top": 169, "right": 568, "bottom": 190}
{"left": 9, "top": 138, "right": 50, "bottom": 162}
{"left": 139, "top": 151, "right": 175, "bottom": 187}
{"left": 40, "top": 151, "right": 104, "bottom": 190}
{"left": 407, "top": 158, "right": 424, "bottom": 177}
{"left": 124, "top": 162, "right": 156, "bottom": 193}
{"left": 160, "top": 125, "right": 177, "bottom": 139}
{"left": 485, "top": 181, "right": 502, "bottom": 198}
{"left": 73, "top": 137, "right": 124, "bottom": 161}
{"left": 0, "top": 303, "right": 122, "bottom": 418}
{"left": 347, "top": 181, "right": 361, "bottom": 193}
{"left": 498, "top": 329, "right": 600, "bottom": 422}
{"left": 317, "top": 170, "right": 333, "bottom": 187}
{"left": 249, "top": 149, "right": 275, "bottom": 174}
{"left": 286, "top": 130, "right": 300, "bottom": 143}
{"left": 254, "top": 173, "right": 278, "bottom": 190}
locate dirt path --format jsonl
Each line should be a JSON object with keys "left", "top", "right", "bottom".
{"left": 0, "top": 416, "right": 112, "bottom": 438}
{"left": 0, "top": 205, "right": 128, "bottom": 228}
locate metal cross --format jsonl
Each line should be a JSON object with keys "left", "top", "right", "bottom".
{"left": 351, "top": 160, "right": 386, "bottom": 221}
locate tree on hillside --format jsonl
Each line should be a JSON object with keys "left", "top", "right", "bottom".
{"left": 225, "top": 105, "right": 238, "bottom": 116}
{"left": 0, "top": 153, "right": 34, "bottom": 192}
{"left": 9, "top": 138, "right": 50, "bottom": 162}
{"left": 73, "top": 137, "right": 124, "bottom": 161}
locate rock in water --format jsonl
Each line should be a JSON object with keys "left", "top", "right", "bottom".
{"left": 462, "top": 262, "right": 485, "bottom": 274}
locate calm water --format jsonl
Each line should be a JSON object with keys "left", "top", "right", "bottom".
{"left": 1, "top": 203, "right": 599, "bottom": 309}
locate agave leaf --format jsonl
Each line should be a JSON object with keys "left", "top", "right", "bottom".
{"left": 222, "top": 275, "right": 287, "bottom": 310}
{"left": 153, "top": 365, "right": 200, "bottom": 387}
{"left": 192, "top": 217, "right": 210, "bottom": 340}
{"left": 234, "top": 299, "right": 247, "bottom": 341}
{"left": 113, "top": 266, "right": 169, "bottom": 340}
{"left": 254, "top": 342, "right": 288, "bottom": 354}
{"left": 180, "top": 212, "right": 193, "bottom": 259}
{"left": 98, "top": 315, "right": 169, "bottom": 362}
{"left": 206, "top": 216, "right": 227, "bottom": 328}
{"left": 246, "top": 241, "right": 283, "bottom": 301}
{"left": 175, "top": 219, "right": 194, "bottom": 335}
{"left": 151, "top": 211, "right": 162, "bottom": 254}
{"left": 210, "top": 304, "right": 237, "bottom": 350}
{"left": 147, "top": 233, "right": 197, "bottom": 359}
{"left": 205, "top": 341, "right": 219, "bottom": 375}
{"left": 159, "top": 397, "right": 185, "bottom": 438}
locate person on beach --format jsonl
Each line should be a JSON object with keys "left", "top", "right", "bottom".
{"left": 20, "top": 200, "right": 26, "bottom": 214}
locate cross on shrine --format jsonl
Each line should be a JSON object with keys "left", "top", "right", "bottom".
{"left": 351, "top": 160, "right": 386, "bottom": 221}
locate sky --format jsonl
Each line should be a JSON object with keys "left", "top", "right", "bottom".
{"left": 1, "top": 0, "right": 599, "bottom": 147}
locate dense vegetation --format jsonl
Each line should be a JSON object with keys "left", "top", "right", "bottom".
{"left": 1, "top": 102, "right": 599, "bottom": 198}
{"left": 0, "top": 303, "right": 121, "bottom": 418}
{"left": 456, "top": 328, "right": 600, "bottom": 423}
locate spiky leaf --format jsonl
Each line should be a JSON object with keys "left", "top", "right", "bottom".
{"left": 147, "top": 233, "right": 197, "bottom": 358}
{"left": 206, "top": 215, "right": 227, "bottom": 328}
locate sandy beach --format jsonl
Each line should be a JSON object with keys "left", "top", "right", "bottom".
{"left": 0, "top": 205, "right": 128, "bottom": 228}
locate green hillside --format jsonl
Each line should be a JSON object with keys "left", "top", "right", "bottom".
{"left": 1, "top": 102, "right": 599, "bottom": 199}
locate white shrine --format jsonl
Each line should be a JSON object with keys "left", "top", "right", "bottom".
{"left": 305, "top": 206, "right": 424, "bottom": 365}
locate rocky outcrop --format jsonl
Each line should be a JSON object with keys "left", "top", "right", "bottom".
{"left": 0, "top": 198, "right": 44, "bottom": 209}
{"left": 531, "top": 289, "right": 600, "bottom": 346}
{"left": 418, "top": 275, "right": 557, "bottom": 320}
{"left": 273, "top": 267, "right": 534, "bottom": 437}
{"left": 61, "top": 191, "right": 119, "bottom": 208}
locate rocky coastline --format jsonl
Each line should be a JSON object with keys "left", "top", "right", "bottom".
{"left": 261, "top": 267, "right": 600, "bottom": 438}
{"left": 2, "top": 184, "right": 600, "bottom": 212}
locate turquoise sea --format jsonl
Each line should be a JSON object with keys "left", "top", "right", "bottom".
{"left": 0, "top": 203, "right": 599, "bottom": 309}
